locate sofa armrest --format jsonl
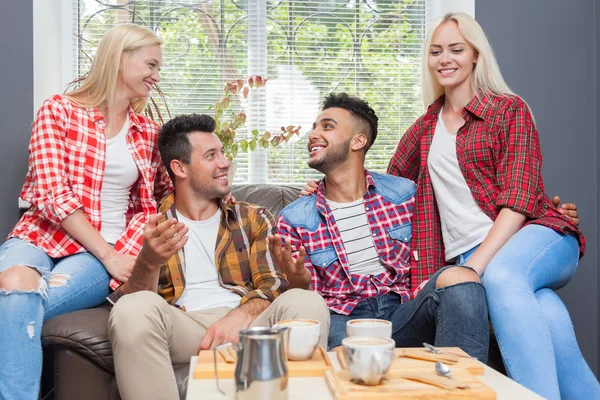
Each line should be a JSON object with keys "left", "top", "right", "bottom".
{"left": 42, "top": 305, "right": 115, "bottom": 373}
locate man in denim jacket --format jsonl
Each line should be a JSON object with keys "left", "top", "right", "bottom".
{"left": 268, "top": 93, "right": 489, "bottom": 361}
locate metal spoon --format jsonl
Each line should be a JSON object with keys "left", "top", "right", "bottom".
{"left": 435, "top": 362, "right": 469, "bottom": 389}
{"left": 422, "top": 342, "right": 475, "bottom": 359}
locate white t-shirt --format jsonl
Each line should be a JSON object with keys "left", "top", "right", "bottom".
{"left": 175, "top": 209, "right": 241, "bottom": 312}
{"left": 100, "top": 115, "right": 140, "bottom": 244}
{"left": 327, "top": 198, "right": 388, "bottom": 276}
{"left": 427, "top": 110, "right": 494, "bottom": 260}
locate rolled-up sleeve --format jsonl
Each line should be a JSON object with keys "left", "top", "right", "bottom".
{"left": 23, "top": 97, "right": 84, "bottom": 225}
{"left": 387, "top": 121, "right": 422, "bottom": 182}
{"left": 494, "top": 98, "right": 542, "bottom": 217}
{"left": 242, "top": 208, "right": 289, "bottom": 304}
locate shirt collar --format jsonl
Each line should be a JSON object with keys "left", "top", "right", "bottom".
{"left": 315, "top": 169, "right": 375, "bottom": 210}
{"left": 423, "top": 90, "right": 493, "bottom": 122}
{"left": 86, "top": 104, "right": 143, "bottom": 132}
{"left": 158, "top": 191, "right": 236, "bottom": 227}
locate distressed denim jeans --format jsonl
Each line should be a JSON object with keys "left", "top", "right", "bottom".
{"left": 461, "top": 225, "right": 600, "bottom": 400}
{"left": 0, "top": 238, "right": 110, "bottom": 400}
{"left": 328, "top": 265, "right": 490, "bottom": 362}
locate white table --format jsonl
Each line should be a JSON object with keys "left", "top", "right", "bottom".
{"left": 186, "top": 353, "right": 543, "bottom": 399}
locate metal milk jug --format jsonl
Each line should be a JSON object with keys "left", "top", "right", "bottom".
{"left": 214, "top": 326, "right": 290, "bottom": 399}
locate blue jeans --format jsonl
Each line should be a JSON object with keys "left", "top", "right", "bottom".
{"left": 328, "top": 265, "right": 490, "bottom": 362}
{"left": 0, "top": 238, "right": 110, "bottom": 400}
{"left": 461, "top": 225, "right": 600, "bottom": 400}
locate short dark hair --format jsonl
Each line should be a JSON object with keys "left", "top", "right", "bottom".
{"left": 322, "top": 93, "right": 378, "bottom": 151}
{"left": 158, "top": 114, "right": 216, "bottom": 182}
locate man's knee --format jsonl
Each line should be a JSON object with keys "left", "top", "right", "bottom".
{"left": 435, "top": 266, "right": 481, "bottom": 289}
{"left": 275, "top": 289, "right": 330, "bottom": 324}
{"left": 109, "top": 291, "right": 166, "bottom": 338}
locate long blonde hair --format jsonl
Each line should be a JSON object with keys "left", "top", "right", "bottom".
{"left": 421, "top": 12, "right": 514, "bottom": 107}
{"left": 66, "top": 23, "right": 162, "bottom": 113}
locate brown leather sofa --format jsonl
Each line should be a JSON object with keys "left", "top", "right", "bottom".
{"left": 41, "top": 183, "right": 504, "bottom": 400}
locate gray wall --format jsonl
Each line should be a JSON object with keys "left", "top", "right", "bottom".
{"left": 0, "top": 2, "right": 32, "bottom": 236}
{"left": 477, "top": 0, "right": 599, "bottom": 376}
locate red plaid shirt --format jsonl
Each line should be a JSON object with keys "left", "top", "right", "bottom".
{"left": 388, "top": 92, "right": 586, "bottom": 292}
{"left": 277, "top": 171, "right": 415, "bottom": 315}
{"left": 10, "top": 94, "right": 172, "bottom": 258}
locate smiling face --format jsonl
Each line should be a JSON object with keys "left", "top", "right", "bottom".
{"left": 428, "top": 21, "right": 478, "bottom": 94}
{"left": 183, "top": 131, "right": 231, "bottom": 199}
{"left": 119, "top": 43, "right": 162, "bottom": 100}
{"left": 307, "top": 107, "right": 357, "bottom": 174}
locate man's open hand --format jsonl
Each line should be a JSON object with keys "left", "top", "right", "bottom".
{"left": 267, "top": 234, "right": 311, "bottom": 289}
{"left": 137, "top": 214, "right": 189, "bottom": 267}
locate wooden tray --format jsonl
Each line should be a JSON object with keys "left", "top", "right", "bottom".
{"left": 325, "top": 369, "right": 496, "bottom": 399}
{"left": 336, "top": 347, "right": 484, "bottom": 376}
{"left": 194, "top": 345, "right": 333, "bottom": 379}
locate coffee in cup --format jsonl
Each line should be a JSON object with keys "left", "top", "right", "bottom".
{"left": 346, "top": 318, "right": 392, "bottom": 338}
{"left": 342, "top": 336, "right": 395, "bottom": 385}
{"left": 274, "top": 319, "right": 321, "bottom": 361}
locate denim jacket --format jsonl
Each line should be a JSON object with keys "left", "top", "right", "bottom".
{"left": 277, "top": 170, "right": 416, "bottom": 315}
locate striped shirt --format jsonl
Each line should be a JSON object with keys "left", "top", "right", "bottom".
{"left": 327, "top": 198, "right": 387, "bottom": 276}
{"left": 108, "top": 192, "right": 289, "bottom": 307}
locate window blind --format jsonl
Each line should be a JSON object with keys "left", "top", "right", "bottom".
{"left": 74, "top": 0, "right": 438, "bottom": 183}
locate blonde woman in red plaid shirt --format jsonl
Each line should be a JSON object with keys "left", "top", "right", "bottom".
{"left": 0, "top": 24, "right": 172, "bottom": 399}
{"left": 387, "top": 13, "right": 599, "bottom": 399}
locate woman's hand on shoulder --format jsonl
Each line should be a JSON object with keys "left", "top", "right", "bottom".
{"left": 552, "top": 196, "right": 579, "bottom": 226}
{"left": 300, "top": 180, "right": 320, "bottom": 197}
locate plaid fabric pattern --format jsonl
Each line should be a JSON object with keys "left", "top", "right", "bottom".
{"left": 388, "top": 92, "right": 586, "bottom": 292}
{"left": 108, "top": 193, "right": 288, "bottom": 306}
{"left": 277, "top": 171, "right": 414, "bottom": 315}
{"left": 10, "top": 95, "right": 172, "bottom": 258}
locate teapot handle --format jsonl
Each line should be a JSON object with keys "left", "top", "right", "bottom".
{"left": 214, "top": 342, "right": 235, "bottom": 396}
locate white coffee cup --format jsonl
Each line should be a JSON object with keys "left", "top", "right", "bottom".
{"left": 346, "top": 319, "right": 392, "bottom": 339}
{"left": 342, "top": 336, "right": 395, "bottom": 386}
{"left": 274, "top": 319, "right": 321, "bottom": 361}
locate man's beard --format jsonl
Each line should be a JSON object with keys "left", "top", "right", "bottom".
{"left": 189, "top": 171, "right": 231, "bottom": 200}
{"left": 308, "top": 138, "right": 351, "bottom": 174}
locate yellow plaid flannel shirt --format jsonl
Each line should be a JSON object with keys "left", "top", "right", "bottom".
{"left": 108, "top": 192, "right": 289, "bottom": 307}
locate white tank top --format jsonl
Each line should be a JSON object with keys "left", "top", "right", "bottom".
{"left": 100, "top": 115, "right": 140, "bottom": 243}
{"left": 427, "top": 110, "right": 493, "bottom": 260}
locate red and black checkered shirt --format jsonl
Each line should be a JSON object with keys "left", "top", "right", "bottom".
{"left": 10, "top": 95, "right": 173, "bottom": 259}
{"left": 388, "top": 92, "right": 586, "bottom": 293}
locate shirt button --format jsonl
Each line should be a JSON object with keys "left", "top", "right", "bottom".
{"left": 322, "top": 263, "right": 326, "bottom": 266}
{"left": 372, "top": 233, "right": 376, "bottom": 237}
{"left": 365, "top": 207, "right": 369, "bottom": 211}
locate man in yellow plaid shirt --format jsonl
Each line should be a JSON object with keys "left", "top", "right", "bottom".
{"left": 107, "top": 114, "right": 329, "bottom": 400}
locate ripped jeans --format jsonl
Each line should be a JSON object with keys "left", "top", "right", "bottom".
{"left": 0, "top": 238, "right": 110, "bottom": 400}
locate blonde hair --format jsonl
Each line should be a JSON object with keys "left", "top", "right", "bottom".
{"left": 421, "top": 12, "right": 514, "bottom": 107}
{"left": 66, "top": 23, "right": 162, "bottom": 113}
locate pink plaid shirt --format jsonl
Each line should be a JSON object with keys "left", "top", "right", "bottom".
{"left": 10, "top": 94, "right": 172, "bottom": 258}
{"left": 277, "top": 170, "right": 415, "bottom": 315}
